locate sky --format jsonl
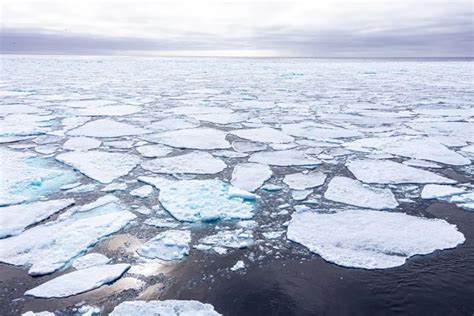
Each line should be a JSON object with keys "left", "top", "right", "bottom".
{"left": 1, "top": 0, "right": 473, "bottom": 57}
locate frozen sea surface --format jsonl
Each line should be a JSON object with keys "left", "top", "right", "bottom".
{"left": 0, "top": 56, "right": 473, "bottom": 315}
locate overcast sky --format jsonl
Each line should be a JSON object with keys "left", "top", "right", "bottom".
{"left": 1, "top": 0, "right": 473, "bottom": 57}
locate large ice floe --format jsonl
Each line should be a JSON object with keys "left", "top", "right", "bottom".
{"left": 68, "top": 118, "right": 149, "bottom": 137}
{"left": 346, "top": 159, "right": 455, "bottom": 184}
{"left": 231, "top": 163, "right": 272, "bottom": 192}
{"left": 249, "top": 149, "right": 320, "bottom": 166}
{"left": 287, "top": 210, "right": 465, "bottom": 269}
{"left": 283, "top": 172, "right": 326, "bottom": 190}
{"left": 137, "top": 230, "right": 191, "bottom": 260}
{"left": 231, "top": 127, "right": 294, "bottom": 143}
{"left": 0, "top": 198, "right": 74, "bottom": 238}
{"left": 110, "top": 300, "right": 221, "bottom": 316}
{"left": 25, "top": 264, "right": 130, "bottom": 298}
{"left": 141, "top": 151, "right": 226, "bottom": 174}
{"left": 0, "top": 196, "right": 135, "bottom": 275}
{"left": 56, "top": 150, "right": 140, "bottom": 183}
{"left": 1, "top": 148, "right": 77, "bottom": 206}
{"left": 324, "top": 176, "right": 398, "bottom": 209}
{"left": 139, "top": 177, "right": 254, "bottom": 222}
{"left": 143, "top": 128, "right": 230, "bottom": 149}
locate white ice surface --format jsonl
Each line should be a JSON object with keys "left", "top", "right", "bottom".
{"left": 199, "top": 229, "right": 254, "bottom": 250}
{"left": 347, "top": 159, "right": 455, "bottom": 184}
{"left": 68, "top": 119, "right": 149, "bottom": 137}
{"left": 56, "top": 150, "right": 140, "bottom": 183}
{"left": 72, "top": 253, "right": 110, "bottom": 270}
{"left": 144, "top": 128, "right": 230, "bottom": 149}
{"left": 110, "top": 300, "right": 221, "bottom": 316}
{"left": 421, "top": 184, "right": 466, "bottom": 199}
{"left": 249, "top": 150, "right": 320, "bottom": 166}
{"left": 130, "top": 185, "right": 153, "bottom": 198}
{"left": 324, "top": 176, "right": 398, "bottom": 209}
{"left": 231, "top": 127, "right": 294, "bottom": 144}
{"left": 136, "top": 144, "right": 172, "bottom": 158}
{"left": 0, "top": 199, "right": 74, "bottom": 238}
{"left": 139, "top": 177, "right": 254, "bottom": 222}
{"left": 283, "top": 172, "right": 326, "bottom": 190}
{"left": 231, "top": 163, "right": 272, "bottom": 192}
{"left": 287, "top": 210, "right": 465, "bottom": 269}
{"left": 63, "top": 137, "right": 101, "bottom": 151}
{"left": 142, "top": 152, "right": 226, "bottom": 175}
{"left": 137, "top": 230, "right": 191, "bottom": 260}
{"left": 25, "top": 264, "right": 130, "bottom": 298}
{"left": 230, "top": 260, "right": 245, "bottom": 271}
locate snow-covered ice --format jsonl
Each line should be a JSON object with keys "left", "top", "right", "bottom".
{"left": 72, "top": 253, "right": 111, "bottom": 270}
{"left": 231, "top": 127, "right": 294, "bottom": 144}
{"left": 420, "top": 184, "right": 466, "bottom": 199}
{"left": 249, "top": 150, "right": 320, "bottom": 166}
{"left": 63, "top": 137, "right": 101, "bottom": 151}
{"left": 324, "top": 176, "right": 398, "bottom": 209}
{"left": 136, "top": 144, "right": 172, "bottom": 158}
{"left": 231, "top": 163, "right": 272, "bottom": 192}
{"left": 137, "top": 230, "right": 191, "bottom": 261}
{"left": 110, "top": 300, "right": 221, "bottom": 316}
{"left": 68, "top": 119, "right": 149, "bottom": 137}
{"left": 287, "top": 210, "right": 465, "bottom": 269}
{"left": 144, "top": 128, "right": 230, "bottom": 149}
{"left": 141, "top": 151, "right": 226, "bottom": 175}
{"left": 230, "top": 260, "right": 245, "bottom": 271}
{"left": 25, "top": 264, "right": 130, "bottom": 298}
{"left": 130, "top": 185, "right": 154, "bottom": 198}
{"left": 283, "top": 172, "right": 326, "bottom": 190}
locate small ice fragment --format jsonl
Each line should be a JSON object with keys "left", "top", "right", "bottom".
{"left": 249, "top": 150, "right": 320, "bottom": 166}
{"left": 421, "top": 184, "right": 466, "bottom": 199}
{"left": 130, "top": 185, "right": 153, "bottom": 198}
{"left": 141, "top": 151, "right": 226, "bottom": 175}
{"left": 137, "top": 230, "right": 191, "bottom": 261}
{"left": 144, "top": 128, "right": 229, "bottom": 150}
{"left": 231, "top": 163, "right": 272, "bottom": 192}
{"left": 283, "top": 172, "right": 326, "bottom": 190}
{"left": 230, "top": 260, "right": 245, "bottom": 271}
{"left": 63, "top": 137, "right": 101, "bottom": 151}
{"left": 136, "top": 144, "right": 173, "bottom": 158}
{"left": 110, "top": 300, "right": 221, "bottom": 316}
{"left": 72, "top": 253, "right": 110, "bottom": 270}
{"left": 292, "top": 190, "right": 312, "bottom": 201}
{"left": 231, "top": 127, "right": 294, "bottom": 144}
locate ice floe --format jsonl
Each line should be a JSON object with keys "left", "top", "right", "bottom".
{"left": 420, "top": 184, "right": 466, "bottom": 199}
{"left": 283, "top": 172, "right": 326, "bottom": 190}
{"left": 347, "top": 160, "right": 455, "bottom": 184}
{"left": 72, "top": 253, "right": 111, "bottom": 270}
{"left": 0, "top": 199, "right": 74, "bottom": 238}
{"left": 287, "top": 210, "right": 465, "bottom": 269}
{"left": 141, "top": 152, "right": 226, "bottom": 175}
{"left": 136, "top": 144, "right": 172, "bottom": 158}
{"left": 144, "top": 128, "right": 230, "bottom": 149}
{"left": 230, "top": 260, "right": 245, "bottom": 271}
{"left": 63, "top": 137, "right": 101, "bottom": 151}
{"left": 249, "top": 150, "right": 320, "bottom": 166}
{"left": 25, "top": 264, "right": 130, "bottom": 298}
{"left": 232, "top": 140, "right": 267, "bottom": 153}
{"left": 137, "top": 230, "right": 191, "bottom": 261}
{"left": 56, "top": 150, "right": 140, "bottom": 183}
{"left": 231, "top": 127, "right": 294, "bottom": 144}
{"left": 68, "top": 119, "right": 149, "bottom": 137}
{"left": 231, "top": 163, "right": 272, "bottom": 192}
{"left": 199, "top": 229, "right": 254, "bottom": 251}
{"left": 110, "top": 300, "right": 221, "bottom": 316}
{"left": 324, "top": 176, "right": 398, "bottom": 209}
{"left": 130, "top": 185, "right": 153, "bottom": 198}
{"left": 139, "top": 177, "right": 254, "bottom": 222}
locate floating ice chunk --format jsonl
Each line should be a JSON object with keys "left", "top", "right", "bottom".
{"left": 231, "top": 163, "right": 272, "bottom": 192}
{"left": 292, "top": 189, "right": 312, "bottom": 201}
{"left": 421, "top": 184, "right": 466, "bottom": 199}
{"left": 63, "top": 137, "right": 101, "bottom": 151}
{"left": 194, "top": 113, "right": 249, "bottom": 124}
{"left": 231, "top": 127, "right": 294, "bottom": 144}
{"left": 0, "top": 199, "right": 74, "bottom": 238}
{"left": 283, "top": 172, "right": 326, "bottom": 190}
{"left": 212, "top": 150, "right": 248, "bottom": 158}
{"left": 25, "top": 264, "right": 130, "bottom": 298}
{"left": 407, "top": 122, "right": 474, "bottom": 143}
{"left": 233, "top": 100, "right": 275, "bottom": 109}
{"left": 324, "top": 176, "right": 398, "bottom": 209}
{"left": 262, "top": 231, "right": 285, "bottom": 239}
{"left": 144, "top": 218, "right": 180, "bottom": 228}
{"left": 403, "top": 159, "right": 442, "bottom": 169}
{"left": 130, "top": 185, "right": 153, "bottom": 198}
{"left": 144, "top": 128, "right": 230, "bottom": 150}
{"left": 0, "top": 114, "right": 53, "bottom": 136}
{"left": 101, "top": 182, "right": 128, "bottom": 192}
{"left": 449, "top": 192, "right": 474, "bottom": 211}
{"left": 232, "top": 141, "right": 267, "bottom": 153}
{"left": 281, "top": 122, "right": 362, "bottom": 140}
{"left": 148, "top": 118, "right": 200, "bottom": 131}
{"left": 249, "top": 150, "right": 320, "bottom": 166}
{"left": 261, "top": 184, "right": 282, "bottom": 191}
{"left": 110, "top": 300, "right": 221, "bottom": 316}
{"left": 139, "top": 177, "right": 254, "bottom": 222}
{"left": 68, "top": 119, "right": 149, "bottom": 138}
{"left": 72, "top": 253, "right": 110, "bottom": 270}
{"left": 171, "top": 105, "right": 232, "bottom": 115}
{"left": 137, "top": 230, "right": 191, "bottom": 261}
{"left": 230, "top": 260, "right": 245, "bottom": 271}
{"left": 22, "top": 311, "right": 55, "bottom": 316}
{"left": 287, "top": 210, "right": 465, "bottom": 269}
{"left": 74, "top": 105, "right": 141, "bottom": 116}
{"left": 0, "top": 197, "right": 136, "bottom": 275}
{"left": 56, "top": 150, "right": 140, "bottom": 183}
{"left": 142, "top": 152, "right": 226, "bottom": 175}
{"left": 228, "top": 187, "right": 257, "bottom": 200}
{"left": 1, "top": 148, "right": 77, "bottom": 206}
{"left": 136, "top": 144, "right": 172, "bottom": 158}
{"left": 199, "top": 229, "right": 254, "bottom": 249}
{"left": 347, "top": 160, "right": 455, "bottom": 184}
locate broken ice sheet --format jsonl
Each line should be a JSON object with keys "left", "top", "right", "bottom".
{"left": 283, "top": 172, "right": 326, "bottom": 190}
{"left": 25, "top": 264, "right": 130, "bottom": 298}
{"left": 0, "top": 196, "right": 136, "bottom": 275}
{"left": 137, "top": 230, "right": 191, "bottom": 261}
{"left": 72, "top": 253, "right": 110, "bottom": 270}
{"left": 0, "top": 199, "right": 74, "bottom": 238}
{"left": 136, "top": 144, "right": 172, "bottom": 158}
{"left": 231, "top": 127, "right": 294, "bottom": 144}
{"left": 324, "top": 176, "right": 398, "bottom": 210}
{"left": 110, "top": 300, "right": 221, "bottom": 316}
{"left": 143, "top": 127, "right": 230, "bottom": 149}
{"left": 199, "top": 229, "right": 254, "bottom": 251}
{"left": 68, "top": 118, "right": 149, "bottom": 137}
{"left": 231, "top": 163, "right": 272, "bottom": 192}
{"left": 1, "top": 148, "right": 78, "bottom": 206}
{"left": 139, "top": 177, "right": 254, "bottom": 222}
{"left": 420, "top": 184, "right": 466, "bottom": 199}
{"left": 249, "top": 149, "right": 320, "bottom": 166}
{"left": 287, "top": 209, "right": 465, "bottom": 269}
{"left": 141, "top": 151, "right": 226, "bottom": 175}
{"left": 56, "top": 150, "right": 140, "bottom": 184}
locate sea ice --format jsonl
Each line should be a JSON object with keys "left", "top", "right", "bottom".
{"left": 136, "top": 144, "right": 172, "bottom": 158}
{"left": 230, "top": 260, "right": 245, "bottom": 271}
{"left": 144, "top": 128, "right": 230, "bottom": 149}
{"left": 199, "top": 229, "right": 254, "bottom": 250}
{"left": 231, "top": 127, "right": 294, "bottom": 144}
{"left": 281, "top": 122, "right": 362, "bottom": 140}
{"left": 194, "top": 113, "right": 249, "bottom": 124}
{"left": 56, "top": 150, "right": 140, "bottom": 183}
{"left": 22, "top": 311, "right": 54, "bottom": 316}
{"left": 110, "top": 300, "right": 221, "bottom": 316}
{"left": 74, "top": 105, "right": 141, "bottom": 116}
{"left": 130, "top": 185, "right": 153, "bottom": 198}
{"left": 63, "top": 137, "right": 101, "bottom": 151}
{"left": 324, "top": 176, "right": 398, "bottom": 209}
{"left": 232, "top": 141, "right": 267, "bottom": 153}
{"left": 231, "top": 163, "right": 272, "bottom": 192}
{"left": 68, "top": 119, "right": 149, "bottom": 137}
{"left": 420, "top": 184, "right": 466, "bottom": 199}
{"left": 25, "top": 264, "right": 130, "bottom": 298}
{"left": 141, "top": 152, "right": 226, "bottom": 174}
{"left": 347, "top": 160, "right": 455, "bottom": 184}
{"left": 0, "top": 199, "right": 74, "bottom": 238}
{"left": 0, "top": 197, "right": 136, "bottom": 275}
{"left": 283, "top": 172, "right": 326, "bottom": 190}
{"left": 249, "top": 150, "right": 320, "bottom": 166}
{"left": 287, "top": 209, "right": 465, "bottom": 269}
{"left": 148, "top": 118, "right": 200, "bottom": 131}
{"left": 137, "top": 230, "right": 191, "bottom": 261}
{"left": 139, "top": 177, "right": 254, "bottom": 222}
{"left": 72, "top": 253, "right": 110, "bottom": 270}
